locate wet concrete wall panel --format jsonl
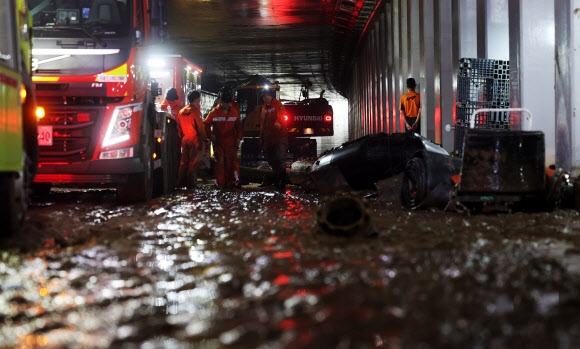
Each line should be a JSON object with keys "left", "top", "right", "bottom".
{"left": 520, "top": 0, "right": 556, "bottom": 166}
{"left": 574, "top": 0, "right": 580, "bottom": 175}
{"left": 440, "top": 0, "right": 455, "bottom": 149}
{"left": 422, "top": 0, "right": 436, "bottom": 141}
{"left": 555, "top": 0, "right": 574, "bottom": 172}
{"left": 459, "top": 0, "right": 478, "bottom": 59}
{"left": 486, "top": 0, "right": 509, "bottom": 60}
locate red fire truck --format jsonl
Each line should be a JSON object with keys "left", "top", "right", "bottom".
{"left": 148, "top": 54, "right": 203, "bottom": 111}
{"left": 29, "top": 0, "right": 179, "bottom": 201}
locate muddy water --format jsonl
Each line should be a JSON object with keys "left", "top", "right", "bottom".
{"left": 1, "top": 177, "right": 580, "bottom": 348}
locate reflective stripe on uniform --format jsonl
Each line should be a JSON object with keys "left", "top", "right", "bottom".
{"left": 212, "top": 117, "right": 239, "bottom": 122}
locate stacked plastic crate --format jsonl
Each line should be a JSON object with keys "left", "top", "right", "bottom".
{"left": 454, "top": 58, "right": 510, "bottom": 155}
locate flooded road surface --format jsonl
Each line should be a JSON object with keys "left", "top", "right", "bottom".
{"left": 2, "top": 176, "right": 580, "bottom": 348}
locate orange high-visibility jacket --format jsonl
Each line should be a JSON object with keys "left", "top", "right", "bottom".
{"left": 177, "top": 104, "right": 206, "bottom": 144}
{"left": 203, "top": 105, "right": 242, "bottom": 147}
{"left": 160, "top": 99, "right": 182, "bottom": 117}
{"left": 260, "top": 98, "right": 288, "bottom": 147}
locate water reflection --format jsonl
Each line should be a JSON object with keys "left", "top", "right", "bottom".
{"left": 1, "top": 185, "right": 580, "bottom": 347}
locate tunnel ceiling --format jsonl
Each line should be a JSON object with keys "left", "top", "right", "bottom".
{"left": 165, "top": 0, "right": 381, "bottom": 100}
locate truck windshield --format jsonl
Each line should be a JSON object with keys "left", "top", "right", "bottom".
{"left": 30, "top": 0, "right": 130, "bottom": 37}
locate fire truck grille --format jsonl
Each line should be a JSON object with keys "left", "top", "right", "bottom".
{"left": 39, "top": 139, "right": 91, "bottom": 162}
{"left": 38, "top": 109, "right": 103, "bottom": 163}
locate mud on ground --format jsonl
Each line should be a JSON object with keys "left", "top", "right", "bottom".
{"left": 0, "top": 174, "right": 579, "bottom": 348}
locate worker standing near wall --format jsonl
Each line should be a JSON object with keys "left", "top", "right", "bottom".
{"left": 400, "top": 78, "right": 421, "bottom": 134}
{"left": 260, "top": 88, "right": 289, "bottom": 188}
{"left": 176, "top": 90, "right": 207, "bottom": 189}
{"left": 204, "top": 89, "right": 243, "bottom": 188}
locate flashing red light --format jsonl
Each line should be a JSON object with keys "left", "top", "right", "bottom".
{"left": 279, "top": 318, "right": 296, "bottom": 330}
{"left": 283, "top": 114, "right": 289, "bottom": 122}
{"left": 77, "top": 113, "right": 91, "bottom": 122}
{"left": 324, "top": 114, "right": 333, "bottom": 122}
{"left": 273, "top": 274, "right": 290, "bottom": 286}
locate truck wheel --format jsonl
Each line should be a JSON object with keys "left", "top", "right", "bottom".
{"left": 116, "top": 118, "right": 154, "bottom": 202}
{"left": 0, "top": 171, "right": 26, "bottom": 236}
{"left": 117, "top": 170, "right": 153, "bottom": 203}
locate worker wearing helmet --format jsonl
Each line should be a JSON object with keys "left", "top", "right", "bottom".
{"left": 160, "top": 87, "right": 182, "bottom": 118}
{"left": 176, "top": 90, "right": 207, "bottom": 188}
{"left": 204, "top": 88, "right": 243, "bottom": 188}
{"left": 260, "top": 87, "right": 288, "bottom": 188}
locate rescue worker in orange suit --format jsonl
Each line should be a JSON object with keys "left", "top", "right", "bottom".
{"left": 160, "top": 87, "right": 182, "bottom": 118}
{"left": 260, "top": 88, "right": 288, "bottom": 188}
{"left": 222, "top": 86, "right": 242, "bottom": 188}
{"left": 176, "top": 90, "right": 207, "bottom": 188}
{"left": 400, "top": 78, "right": 421, "bottom": 134}
{"left": 204, "top": 89, "right": 243, "bottom": 189}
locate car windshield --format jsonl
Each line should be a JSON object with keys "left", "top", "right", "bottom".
{"left": 30, "top": 0, "right": 130, "bottom": 37}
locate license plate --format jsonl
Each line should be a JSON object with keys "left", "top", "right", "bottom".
{"left": 38, "top": 126, "right": 53, "bottom": 146}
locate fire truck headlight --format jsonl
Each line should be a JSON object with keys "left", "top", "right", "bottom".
{"left": 35, "top": 106, "right": 45, "bottom": 120}
{"left": 102, "top": 103, "right": 141, "bottom": 147}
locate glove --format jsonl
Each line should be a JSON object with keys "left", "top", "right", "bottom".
{"left": 274, "top": 121, "right": 282, "bottom": 130}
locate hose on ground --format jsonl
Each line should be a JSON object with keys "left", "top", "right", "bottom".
{"left": 317, "top": 194, "right": 372, "bottom": 236}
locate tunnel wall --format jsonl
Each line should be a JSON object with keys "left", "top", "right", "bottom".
{"left": 574, "top": 0, "right": 580, "bottom": 174}
{"left": 346, "top": 0, "right": 468, "bottom": 148}
{"left": 346, "top": 0, "right": 579, "bottom": 175}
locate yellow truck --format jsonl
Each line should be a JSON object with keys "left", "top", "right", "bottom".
{"left": 0, "top": 0, "right": 42, "bottom": 234}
